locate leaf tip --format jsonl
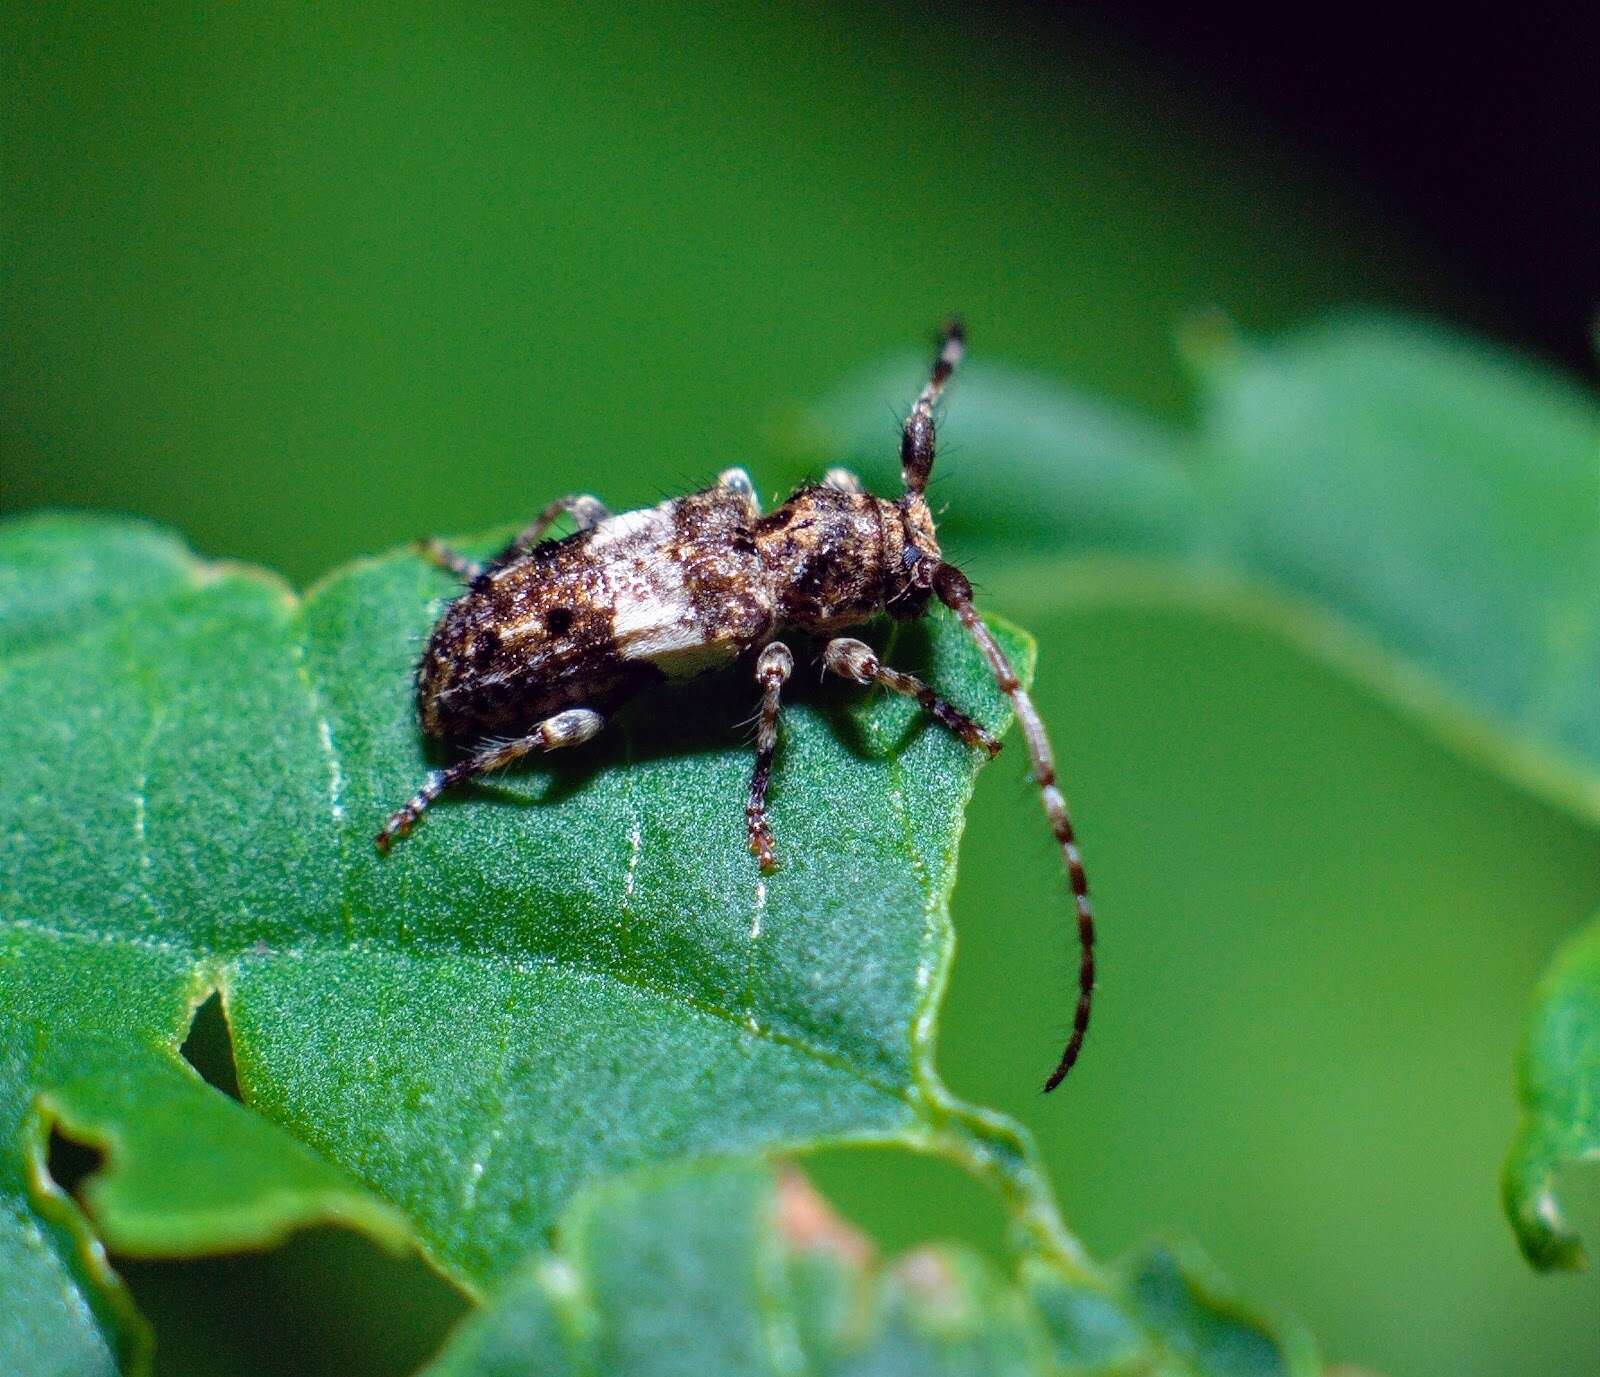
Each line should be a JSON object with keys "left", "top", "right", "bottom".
{"left": 1502, "top": 913, "right": 1600, "bottom": 1273}
{"left": 1502, "top": 1142, "right": 1592, "bottom": 1273}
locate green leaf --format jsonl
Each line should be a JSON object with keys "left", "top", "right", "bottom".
{"left": 0, "top": 514, "right": 196, "bottom": 658}
{"left": 0, "top": 511, "right": 1061, "bottom": 1367}
{"left": 807, "top": 313, "right": 1600, "bottom": 823}
{"left": 423, "top": 1160, "right": 1051, "bottom": 1377}
{"left": 421, "top": 1159, "right": 1317, "bottom": 1377}
{"left": 1195, "top": 316, "right": 1600, "bottom": 785}
{"left": 1025, "top": 1244, "right": 1320, "bottom": 1377}
{"left": 1504, "top": 910, "right": 1600, "bottom": 1271}
{"left": 0, "top": 1179, "right": 134, "bottom": 1377}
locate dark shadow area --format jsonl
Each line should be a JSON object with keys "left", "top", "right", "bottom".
{"left": 980, "top": 0, "right": 1600, "bottom": 374}
{"left": 180, "top": 992, "right": 243, "bottom": 1102}
{"left": 121, "top": 1227, "right": 470, "bottom": 1377}
{"left": 45, "top": 1123, "right": 105, "bottom": 1200}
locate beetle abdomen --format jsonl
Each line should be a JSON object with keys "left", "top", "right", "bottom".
{"left": 415, "top": 533, "right": 637, "bottom": 739}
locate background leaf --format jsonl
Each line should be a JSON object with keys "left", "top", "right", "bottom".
{"left": 421, "top": 1160, "right": 1316, "bottom": 1377}
{"left": 0, "top": 512, "right": 1063, "bottom": 1368}
{"left": 807, "top": 314, "right": 1600, "bottom": 822}
{"left": 1503, "top": 909, "right": 1600, "bottom": 1270}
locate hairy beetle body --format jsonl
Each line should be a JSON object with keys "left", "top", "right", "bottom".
{"left": 418, "top": 481, "right": 933, "bottom": 740}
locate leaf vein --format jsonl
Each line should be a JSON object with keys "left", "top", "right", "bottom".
{"left": 290, "top": 638, "right": 353, "bottom": 946}
{"left": 3, "top": 915, "right": 196, "bottom": 959}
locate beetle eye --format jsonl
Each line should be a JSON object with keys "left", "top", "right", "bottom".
{"left": 546, "top": 607, "right": 574, "bottom": 635}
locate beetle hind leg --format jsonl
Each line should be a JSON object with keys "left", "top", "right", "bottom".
{"left": 489, "top": 495, "right": 612, "bottom": 566}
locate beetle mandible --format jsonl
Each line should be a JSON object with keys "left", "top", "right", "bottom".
{"left": 378, "top": 322, "right": 1096, "bottom": 1090}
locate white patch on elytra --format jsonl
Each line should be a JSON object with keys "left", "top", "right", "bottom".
{"left": 594, "top": 500, "right": 730, "bottom": 671}
{"left": 490, "top": 494, "right": 746, "bottom": 674}
{"left": 610, "top": 586, "right": 697, "bottom": 655}
{"left": 586, "top": 503, "right": 673, "bottom": 553}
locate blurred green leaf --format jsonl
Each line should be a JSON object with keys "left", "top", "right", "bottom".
{"left": 810, "top": 314, "right": 1600, "bottom": 824}
{"left": 1026, "top": 1242, "right": 1320, "bottom": 1377}
{"left": 0, "top": 514, "right": 196, "bottom": 657}
{"left": 422, "top": 1160, "right": 1316, "bottom": 1377}
{"left": 0, "top": 1182, "right": 133, "bottom": 1377}
{"left": 0, "top": 513, "right": 1065, "bottom": 1369}
{"left": 1194, "top": 315, "right": 1600, "bottom": 794}
{"left": 1504, "top": 911, "right": 1600, "bottom": 1271}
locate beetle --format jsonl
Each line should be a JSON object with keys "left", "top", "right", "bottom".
{"left": 378, "top": 323, "right": 1096, "bottom": 1090}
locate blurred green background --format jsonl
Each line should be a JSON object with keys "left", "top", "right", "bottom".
{"left": 5, "top": 5, "right": 1597, "bottom": 1376}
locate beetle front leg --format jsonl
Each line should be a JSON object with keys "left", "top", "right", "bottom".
{"left": 745, "top": 642, "right": 793, "bottom": 873}
{"left": 821, "top": 637, "right": 1001, "bottom": 757}
{"left": 376, "top": 708, "right": 605, "bottom": 851}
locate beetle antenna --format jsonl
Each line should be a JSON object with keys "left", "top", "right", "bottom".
{"left": 932, "top": 561, "right": 1095, "bottom": 1092}
{"left": 900, "top": 319, "right": 964, "bottom": 496}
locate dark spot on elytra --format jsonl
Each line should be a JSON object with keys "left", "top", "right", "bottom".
{"left": 546, "top": 607, "right": 574, "bottom": 636}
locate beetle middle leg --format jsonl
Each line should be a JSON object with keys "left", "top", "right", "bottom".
{"left": 376, "top": 707, "right": 606, "bottom": 851}
{"left": 822, "top": 637, "right": 1001, "bottom": 757}
{"left": 745, "top": 642, "right": 793, "bottom": 873}
{"left": 718, "top": 467, "right": 761, "bottom": 519}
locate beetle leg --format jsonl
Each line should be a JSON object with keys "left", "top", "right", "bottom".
{"left": 745, "top": 642, "right": 793, "bottom": 873}
{"left": 821, "top": 637, "right": 1001, "bottom": 757}
{"left": 417, "top": 539, "right": 483, "bottom": 581}
{"left": 376, "top": 708, "right": 605, "bottom": 851}
{"left": 718, "top": 467, "right": 761, "bottom": 519}
{"left": 493, "top": 494, "right": 611, "bottom": 563}
{"left": 821, "top": 467, "right": 862, "bottom": 494}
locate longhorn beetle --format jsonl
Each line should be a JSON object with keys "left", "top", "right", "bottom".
{"left": 377, "top": 323, "right": 1096, "bottom": 1090}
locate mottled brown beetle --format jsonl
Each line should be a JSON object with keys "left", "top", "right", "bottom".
{"left": 378, "top": 323, "right": 1096, "bottom": 1090}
